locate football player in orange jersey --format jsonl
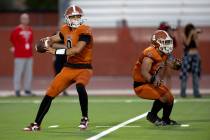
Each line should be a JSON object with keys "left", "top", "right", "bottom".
{"left": 132, "top": 30, "right": 181, "bottom": 126}
{"left": 24, "top": 5, "right": 93, "bottom": 131}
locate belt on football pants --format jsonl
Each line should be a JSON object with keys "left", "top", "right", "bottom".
{"left": 133, "top": 81, "right": 146, "bottom": 88}
{"left": 64, "top": 63, "right": 92, "bottom": 69}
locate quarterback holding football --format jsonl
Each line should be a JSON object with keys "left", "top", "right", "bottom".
{"left": 24, "top": 5, "right": 93, "bottom": 131}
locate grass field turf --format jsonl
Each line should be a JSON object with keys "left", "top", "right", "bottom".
{"left": 0, "top": 96, "right": 210, "bottom": 140}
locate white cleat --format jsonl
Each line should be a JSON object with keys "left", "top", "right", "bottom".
{"left": 23, "top": 123, "right": 40, "bottom": 131}
{"left": 78, "top": 117, "right": 89, "bottom": 130}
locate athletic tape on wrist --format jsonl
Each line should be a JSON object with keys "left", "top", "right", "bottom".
{"left": 55, "top": 49, "right": 66, "bottom": 55}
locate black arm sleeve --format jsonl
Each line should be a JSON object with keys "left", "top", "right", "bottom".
{"left": 78, "top": 34, "right": 91, "bottom": 44}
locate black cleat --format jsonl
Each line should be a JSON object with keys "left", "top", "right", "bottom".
{"left": 78, "top": 117, "right": 89, "bottom": 130}
{"left": 161, "top": 119, "right": 180, "bottom": 126}
{"left": 146, "top": 112, "right": 162, "bottom": 126}
{"left": 23, "top": 122, "right": 40, "bottom": 131}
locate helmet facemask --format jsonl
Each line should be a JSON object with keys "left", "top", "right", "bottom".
{"left": 65, "top": 15, "right": 84, "bottom": 28}
{"left": 152, "top": 30, "right": 174, "bottom": 55}
{"left": 158, "top": 38, "right": 173, "bottom": 54}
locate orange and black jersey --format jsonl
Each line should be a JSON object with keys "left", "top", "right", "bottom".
{"left": 132, "top": 45, "right": 168, "bottom": 83}
{"left": 59, "top": 24, "right": 93, "bottom": 67}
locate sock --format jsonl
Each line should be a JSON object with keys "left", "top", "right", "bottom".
{"left": 76, "top": 83, "right": 88, "bottom": 118}
{"left": 151, "top": 100, "right": 164, "bottom": 116}
{"left": 35, "top": 95, "right": 54, "bottom": 125}
{"left": 162, "top": 102, "right": 174, "bottom": 121}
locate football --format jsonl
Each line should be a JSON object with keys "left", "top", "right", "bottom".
{"left": 35, "top": 40, "right": 47, "bottom": 53}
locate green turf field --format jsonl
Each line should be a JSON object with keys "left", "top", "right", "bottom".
{"left": 0, "top": 96, "right": 210, "bottom": 140}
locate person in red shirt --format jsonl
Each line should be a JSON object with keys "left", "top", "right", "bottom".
{"left": 10, "top": 13, "right": 34, "bottom": 97}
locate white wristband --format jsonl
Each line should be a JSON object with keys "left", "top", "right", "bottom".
{"left": 55, "top": 49, "right": 66, "bottom": 55}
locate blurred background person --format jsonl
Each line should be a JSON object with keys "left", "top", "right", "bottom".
{"left": 116, "top": 19, "right": 136, "bottom": 74}
{"left": 10, "top": 13, "right": 34, "bottom": 97}
{"left": 158, "top": 22, "right": 177, "bottom": 89}
{"left": 180, "top": 23, "right": 202, "bottom": 98}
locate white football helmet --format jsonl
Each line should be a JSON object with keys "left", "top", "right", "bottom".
{"left": 151, "top": 30, "right": 173, "bottom": 54}
{"left": 64, "top": 5, "right": 85, "bottom": 28}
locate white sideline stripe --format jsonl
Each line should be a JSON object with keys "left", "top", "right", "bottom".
{"left": 0, "top": 89, "right": 210, "bottom": 96}
{"left": 96, "top": 125, "right": 141, "bottom": 128}
{"left": 0, "top": 98, "right": 210, "bottom": 104}
{"left": 180, "top": 124, "right": 190, "bottom": 127}
{"left": 86, "top": 112, "right": 148, "bottom": 140}
{"left": 48, "top": 125, "right": 59, "bottom": 128}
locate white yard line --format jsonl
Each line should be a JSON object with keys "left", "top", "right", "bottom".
{"left": 48, "top": 125, "right": 59, "bottom": 128}
{"left": 180, "top": 124, "right": 190, "bottom": 127}
{"left": 0, "top": 98, "right": 210, "bottom": 104}
{"left": 96, "top": 125, "right": 141, "bottom": 128}
{"left": 0, "top": 89, "right": 210, "bottom": 96}
{"left": 86, "top": 112, "right": 148, "bottom": 140}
